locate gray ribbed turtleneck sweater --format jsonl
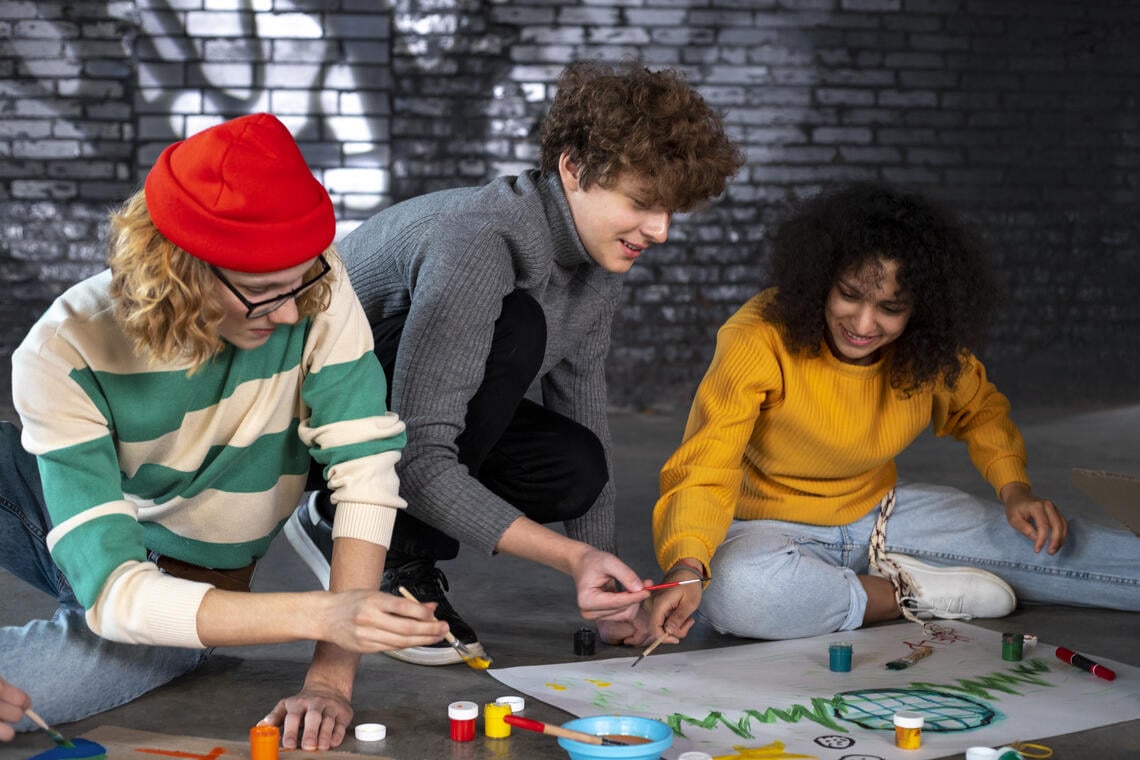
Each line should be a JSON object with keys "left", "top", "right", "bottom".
{"left": 339, "top": 170, "right": 623, "bottom": 555}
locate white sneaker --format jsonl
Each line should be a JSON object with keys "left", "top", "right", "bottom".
{"left": 874, "top": 553, "right": 1016, "bottom": 620}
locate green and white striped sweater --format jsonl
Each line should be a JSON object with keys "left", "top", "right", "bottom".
{"left": 12, "top": 260, "right": 406, "bottom": 648}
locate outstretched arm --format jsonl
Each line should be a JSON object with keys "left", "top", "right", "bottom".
{"left": 496, "top": 516, "right": 652, "bottom": 632}
{"left": 199, "top": 537, "right": 447, "bottom": 751}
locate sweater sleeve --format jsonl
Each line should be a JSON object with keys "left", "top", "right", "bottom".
{"left": 300, "top": 260, "right": 407, "bottom": 547}
{"left": 931, "top": 353, "right": 1030, "bottom": 496}
{"left": 387, "top": 226, "right": 532, "bottom": 555}
{"left": 541, "top": 304, "right": 618, "bottom": 554}
{"left": 653, "top": 305, "right": 784, "bottom": 574}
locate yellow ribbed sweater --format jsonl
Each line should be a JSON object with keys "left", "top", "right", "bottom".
{"left": 653, "top": 290, "right": 1029, "bottom": 574}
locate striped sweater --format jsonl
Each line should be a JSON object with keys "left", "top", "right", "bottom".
{"left": 654, "top": 289, "right": 1030, "bottom": 575}
{"left": 13, "top": 259, "right": 406, "bottom": 648}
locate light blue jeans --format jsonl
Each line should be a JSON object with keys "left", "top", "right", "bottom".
{"left": 0, "top": 422, "right": 209, "bottom": 730}
{"left": 702, "top": 481, "right": 1140, "bottom": 640}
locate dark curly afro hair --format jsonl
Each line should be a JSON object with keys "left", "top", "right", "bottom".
{"left": 764, "top": 182, "right": 1000, "bottom": 394}
{"left": 539, "top": 60, "right": 744, "bottom": 212}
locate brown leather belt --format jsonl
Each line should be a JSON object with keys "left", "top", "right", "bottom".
{"left": 151, "top": 553, "right": 255, "bottom": 593}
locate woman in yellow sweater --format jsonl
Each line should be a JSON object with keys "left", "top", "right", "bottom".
{"left": 650, "top": 182, "right": 1139, "bottom": 642}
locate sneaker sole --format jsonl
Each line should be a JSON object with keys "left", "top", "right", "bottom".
{"left": 283, "top": 513, "right": 331, "bottom": 590}
{"left": 382, "top": 640, "right": 488, "bottom": 667}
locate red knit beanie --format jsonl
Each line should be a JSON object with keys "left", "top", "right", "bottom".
{"left": 144, "top": 113, "right": 335, "bottom": 273}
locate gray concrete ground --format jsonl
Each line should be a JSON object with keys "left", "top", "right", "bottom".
{"left": 2, "top": 404, "right": 1138, "bottom": 759}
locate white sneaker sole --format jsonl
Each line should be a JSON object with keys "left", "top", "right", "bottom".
{"left": 283, "top": 510, "right": 331, "bottom": 590}
{"left": 382, "top": 640, "right": 487, "bottom": 667}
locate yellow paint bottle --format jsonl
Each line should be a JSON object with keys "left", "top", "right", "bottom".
{"left": 893, "top": 711, "right": 924, "bottom": 750}
{"left": 484, "top": 701, "right": 512, "bottom": 738}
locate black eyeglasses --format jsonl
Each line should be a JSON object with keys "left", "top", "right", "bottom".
{"left": 211, "top": 255, "right": 331, "bottom": 319}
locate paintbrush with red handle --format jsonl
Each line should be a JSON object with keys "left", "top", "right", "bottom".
{"left": 503, "top": 715, "right": 646, "bottom": 746}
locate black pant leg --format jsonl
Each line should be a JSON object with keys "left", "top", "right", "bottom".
{"left": 477, "top": 398, "right": 608, "bottom": 525}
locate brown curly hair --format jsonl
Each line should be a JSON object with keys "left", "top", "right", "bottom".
{"left": 107, "top": 190, "right": 336, "bottom": 369}
{"left": 539, "top": 60, "right": 744, "bottom": 212}
{"left": 764, "top": 182, "right": 1000, "bottom": 394}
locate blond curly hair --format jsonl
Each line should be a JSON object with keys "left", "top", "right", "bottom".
{"left": 107, "top": 190, "right": 335, "bottom": 369}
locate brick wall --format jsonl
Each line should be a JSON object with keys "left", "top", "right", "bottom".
{"left": 2, "top": 0, "right": 1137, "bottom": 415}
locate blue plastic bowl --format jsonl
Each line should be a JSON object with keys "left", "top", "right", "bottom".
{"left": 556, "top": 715, "right": 673, "bottom": 760}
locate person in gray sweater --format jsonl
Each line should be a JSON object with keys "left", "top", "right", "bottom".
{"left": 286, "top": 60, "right": 744, "bottom": 665}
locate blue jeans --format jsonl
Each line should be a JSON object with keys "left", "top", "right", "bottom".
{"left": 702, "top": 481, "right": 1140, "bottom": 640}
{"left": 0, "top": 422, "right": 208, "bottom": 730}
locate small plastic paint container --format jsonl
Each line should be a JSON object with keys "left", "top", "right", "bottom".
{"left": 249, "top": 725, "right": 280, "bottom": 760}
{"left": 893, "top": 711, "right": 924, "bottom": 750}
{"left": 966, "top": 748, "right": 1023, "bottom": 760}
{"left": 828, "top": 641, "right": 853, "bottom": 672}
{"left": 448, "top": 700, "right": 479, "bottom": 742}
{"left": 483, "top": 701, "right": 512, "bottom": 738}
{"left": 1001, "top": 632, "right": 1024, "bottom": 661}
{"left": 574, "top": 626, "right": 597, "bottom": 656}
{"left": 495, "top": 695, "right": 525, "bottom": 713}
{"left": 354, "top": 722, "right": 386, "bottom": 742}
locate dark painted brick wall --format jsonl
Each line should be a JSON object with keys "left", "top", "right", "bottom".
{"left": 2, "top": 1, "right": 1138, "bottom": 414}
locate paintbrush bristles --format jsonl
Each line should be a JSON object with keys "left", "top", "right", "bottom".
{"left": 631, "top": 628, "right": 672, "bottom": 667}
{"left": 396, "top": 585, "right": 493, "bottom": 670}
{"left": 24, "top": 708, "right": 74, "bottom": 748}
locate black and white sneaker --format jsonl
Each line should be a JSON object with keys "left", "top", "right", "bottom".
{"left": 283, "top": 491, "right": 333, "bottom": 589}
{"left": 380, "top": 559, "right": 485, "bottom": 666}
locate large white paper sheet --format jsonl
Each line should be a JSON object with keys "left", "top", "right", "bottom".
{"left": 490, "top": 622, "right": 1140, "bottom": 759}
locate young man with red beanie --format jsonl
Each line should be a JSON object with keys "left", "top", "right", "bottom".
{"left": 0, "top": 113, "right": 446, "bottom": 751}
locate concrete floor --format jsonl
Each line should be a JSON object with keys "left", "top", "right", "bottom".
{"left": 2, "top": 404, "right": 1138, "bottom": 759}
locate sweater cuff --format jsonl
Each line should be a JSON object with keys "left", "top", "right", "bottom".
{"left": 331, "top": 500, "right": 398, "bottom": 548}
{"left": 86, "top": 561, "right": 211, "bottom": 648}
{"left": 659, "top": 538, "right": 713, "bottom": 578}
{"left": 986, "top": 456, "right": 1031, "bottom": 498}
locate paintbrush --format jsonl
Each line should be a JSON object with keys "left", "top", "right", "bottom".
{"left": 24, "top": 708, "right": 74, "bottom": 748}
{"left": 503, "top": 715, "right": 648, "bottom": 746}
{"left": 641, "top": 577, "right": 704, "bottom": 592}
{"left": 397, "top": 586, "right": 493, "bottom": 670}
{"left": 631, "top": 627, "right": 672, "bottom": 667}
{"left": 885, "top": 645, "right": 934, "bottom": 670}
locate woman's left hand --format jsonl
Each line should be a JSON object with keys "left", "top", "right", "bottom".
{"left": 1001, "top": 482, "right": 1068, "bottom": 554}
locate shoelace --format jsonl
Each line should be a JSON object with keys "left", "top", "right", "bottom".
{"left": 868, "top": 489, "right": 942, "bottom": 631}
{"left": 898, "top": 596, "right": 973, "bottom": 620}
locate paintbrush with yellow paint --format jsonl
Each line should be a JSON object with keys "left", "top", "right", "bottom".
{"left": 397, "top": 586, "right": 493, "bottom": 670}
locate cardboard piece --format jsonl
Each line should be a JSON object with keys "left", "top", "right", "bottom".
{"left": 1071, "top": 468, "right": 1140, "bottom": 535}
{"left": 78, "top": 726, "right": 393, "bottom": 760}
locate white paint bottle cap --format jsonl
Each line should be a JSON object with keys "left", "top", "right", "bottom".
{"left": 354, "top": 723, "right": 386, "bottom": 741}
{"left": 494, "top": 695, "right": 525, "bottom": 712}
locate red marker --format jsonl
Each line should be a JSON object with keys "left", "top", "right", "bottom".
{"left": 1055, "top": 646, "right": 1116, "bottom": 682}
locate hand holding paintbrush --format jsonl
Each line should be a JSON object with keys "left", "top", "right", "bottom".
{"left": 396, "top": 586, "right": 493, "bottom": 670}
